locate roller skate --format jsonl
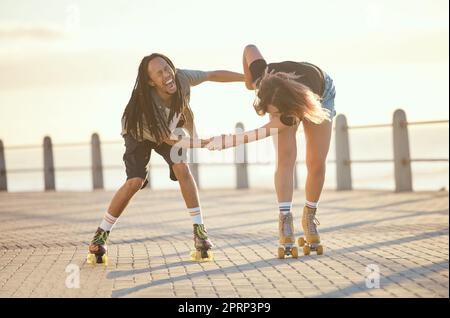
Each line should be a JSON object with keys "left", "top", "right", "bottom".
{"left": 190, "top": 224, "right": 214, "bottom": 262}
{"left": 86, "top": 227, "right": 109, "bottom": 265}
{"left": 298, "top": 206, "right": 323, "bottom": 255}
{"left": 277, "top": 212, "right": 298, "bottom": 259}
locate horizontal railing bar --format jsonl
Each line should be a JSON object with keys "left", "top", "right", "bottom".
{"left": 4, "top": 145, "right": 43, "bottom": 150}
{"left": 52, "top": 142, "right": 90, "bottom": 148}
{"left": 101, "top": 140, "right": 124, "bottom": 145}
{"left": 408, "top": 120, "right": 449, "bottom": 126}
{"left": 342, "top": 119, "right": 448, "bottom": 130}
{"left": 350, "top": 159, "right": 449, "bottom": 164}
{"left": 3, "top": 118, "right": 448, "bottom": 150}
{"left": 6, "top": 168, "right": 42, "bottom": 173}
{"left": 349, "top": 159, "right": 393, "bottom": 163}
{"left": 347, "top": 123, "right": 392, "bottom": 130}
{"left": 410, "top": 158, "right": 449, "bottom": 162}
{"left": 5, "top": 158, "right": 448, "bottom": 174}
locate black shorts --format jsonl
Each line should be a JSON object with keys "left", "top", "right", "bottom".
{"left": 249, "top": 59, "right": 268, "bottom": 85}
{"left": 122, "top": 134, "right": 188, "bottom": 189}
{"left": 249, "top": 59, "right": 326, "bottom": 96}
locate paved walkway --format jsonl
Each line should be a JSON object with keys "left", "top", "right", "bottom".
{"left": 0, "top": 189, "right": 448, "bottom": 298}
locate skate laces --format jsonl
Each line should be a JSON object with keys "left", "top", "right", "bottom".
{"left": 194, "top": 224, "right": 208, "bottom": 240}
{"left": 92, "top": 229, "right": 109, "bottom": 245}
{"left": 281, "top": 214, "right": 294, "bottom": 237}
{"left": 307, "top": 212, "right": 320, "bottom": 235}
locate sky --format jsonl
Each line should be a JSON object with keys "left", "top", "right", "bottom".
{"left": 0, "top": 0, "right": 448, "bottom": 145}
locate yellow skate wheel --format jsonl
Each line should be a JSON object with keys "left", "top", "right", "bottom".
{"left": 190, "top": 251, "right": 200, "bottom": 261}
{"left": 298, "top": 237, "right": 305, "bottom": 247}
{"left": 86, "top": 253, "right": 96, "bottom": 265}
{"left": 202, "top": 251, "right": 214, "bottom": 262}
{"left": 316, "top": 245, "right": 324, "bottom": 255}
{"left": 191, "top": 250, "right": 214, "bottom": 262}
{"left": 277, "top": 247, "right": 285, "bottom": 259}
{"left": 291, "top": 246, "right": 299, "bottom": 259}
{"left": 303, "top": 245, "right": 311, "bottom": 256}
{"left": 102, "top": 255, "right": 108, "bottom": 266}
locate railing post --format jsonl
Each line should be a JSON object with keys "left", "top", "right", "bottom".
{"left": 189, "top": 148, "right": 200, "bottom": 189}
{"left": 335, "top": 114, "right": 352, "bottom": 190}
{"left": 235, "top": 122, "right": 249, "bottom": 189}
{"left": 43, "top": 136, "right": 55, "bottom": 191}
{"left": 393, "top": 109, "right": 412, "bottom": 192}
{"left": 0, "top": 140, "right": 7, "bottom": 191}
{"left": 91, "top": 133, "right": 104, "bottom": 190}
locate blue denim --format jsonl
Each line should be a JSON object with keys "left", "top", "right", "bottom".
{"left": 321, "top": 72, "right": 336, "bottom": 119}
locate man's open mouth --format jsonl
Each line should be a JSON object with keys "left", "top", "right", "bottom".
{"left": 165, "top": 78, "right": 176, "bottom": 90}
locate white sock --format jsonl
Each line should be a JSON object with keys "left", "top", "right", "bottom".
{"left": 99, "top": 212, "right": 118, "bottom": 232}
{"left": 278, "top": 201, "right": 292, "bottom": 215}
{"left": 188, "top": 207, "right": 203, "bottom": 224}
{"left": 305, "top": 200, "right": 319, "bottom": 209}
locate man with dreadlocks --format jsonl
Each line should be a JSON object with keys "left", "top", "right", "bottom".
{"left": 87, "top": 53, "right": 244, "bottom": 265}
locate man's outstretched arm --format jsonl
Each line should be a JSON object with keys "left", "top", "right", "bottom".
{"left": 206, "top": 70, "right": 244, "bottom": 82}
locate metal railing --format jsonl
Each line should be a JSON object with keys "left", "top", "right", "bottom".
{"left": 334, "top": 109, "right": 448, "bottom": 192}
{"left": 0, "top": 109, "right": 448, "bottom": 192}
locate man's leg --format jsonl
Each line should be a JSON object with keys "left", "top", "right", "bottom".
{"left": 87, "top": 178, "right": 144, "bottom": 264}
{"left": 172, "top": 163, "right": 200, "bottom": 211}
{"left": 88, "top": 134, "right": 151, "bottom": 264}
{"left": 107, "top": 178, "right": 145, "bottom": 218}
{"left": 171, "top": 163, "right": 213, "bottom": 260}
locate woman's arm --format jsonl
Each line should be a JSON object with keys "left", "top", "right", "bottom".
{"left": 206, "top": 70, "right": 244, "bottom": 82}
{"left": 243, "top": 52, "right": 254, "bottom": 90}
{"left": 207, "top": 115, "right": 289, "bottom": 150}
{"left": 243, "top": 44, "right": 265, "bottom": 90}
{"left": 163, "top": 136, "right": 211, "bottom": 149}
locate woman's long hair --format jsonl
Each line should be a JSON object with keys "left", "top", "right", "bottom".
{"left": 122, "top": 53, "right": 187, "bottom": 143}
{"left": 253, "top": 70, "right": 330, "bottom": 125}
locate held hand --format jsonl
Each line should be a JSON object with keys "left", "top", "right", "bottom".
{"left": 206, "top": 136, "right": 222, "bottom": 151}
{"left": 200, "top": 137, "right": 213, "bottom": 148}
{"left": 206, "top": 134, "right": 231, "bottom": 151}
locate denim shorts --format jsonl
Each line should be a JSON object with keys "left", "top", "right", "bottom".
{"left": 321, "top": 72, "right": 336, "bottom": 119}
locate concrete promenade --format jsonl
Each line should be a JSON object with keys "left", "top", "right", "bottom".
{"left": 0, "top": 189, "right": 448, "bottom": 298}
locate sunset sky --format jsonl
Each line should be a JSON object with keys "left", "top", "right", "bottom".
{"left": 0, "top": 0, "right": 448, "bottom": 145}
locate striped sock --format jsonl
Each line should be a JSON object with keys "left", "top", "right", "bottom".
{"left": 278, "top": 202, "right": 292, "bottom": 215}
{"left": 305, "top": 200, "right": 319, "bottom": 209}
{"left": 188, "top": 207, "right": 203, "bottom": 224}
{"left": 99, "top": 212, "right": 118, "bottom": 232}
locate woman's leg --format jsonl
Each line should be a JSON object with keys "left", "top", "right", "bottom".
{"left": 273, "top": 124, "right": 299, "bottom": 203}
{"left": 302, "top": 120, "right": 333, "bottom": 202}
{"left": 300, "top": 119, "right": 332, "bottom": 248}
{"left": 273, "top": 124, "right": 299, "bottom": 257}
